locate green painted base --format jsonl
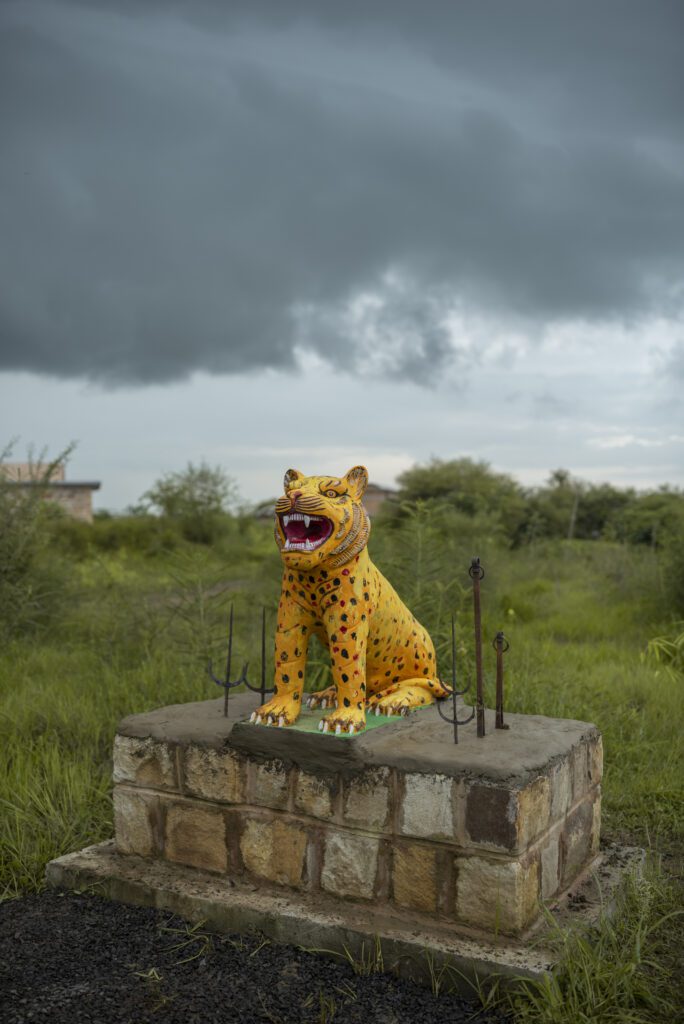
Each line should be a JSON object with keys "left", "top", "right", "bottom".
{"left": 245, "top": 702, "right": 434, "bottom": 740}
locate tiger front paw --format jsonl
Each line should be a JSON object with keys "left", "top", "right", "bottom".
{"left": 250, "top": 696, "right": 301, "bottom": 728}
{"left": 318, "top": 707, "right": 366, "bottom": 736}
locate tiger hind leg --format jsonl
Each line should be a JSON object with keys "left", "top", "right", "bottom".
{"left": 367, "top": 677, "right": 449, "bottom": 717}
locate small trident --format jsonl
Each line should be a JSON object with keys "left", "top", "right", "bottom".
{"left": 208, "top": 605, "right": 273, "bottom": 718}
{"left": 493, "top": 630, "right": 510, "bottom": 729}
{"left": 437, "top": 615, "right": 475, "bottom": 743}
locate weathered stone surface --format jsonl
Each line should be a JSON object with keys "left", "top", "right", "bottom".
{"left": 401, "top": 773, "right": 454, "bottom": 841}
{"left": 343, "top": 768, "right": 390, "bottom": 830}
{"left": 113, "top": 735, "right": 177, "bottom": 790}
{"left": 588, "top": 736, "right": 603, "bottom": 788}
{"left": 571, "top": 742, "right": 590, "bottom": 800}
{"left": 252, "top": 760, "right": 290, "bottom": 810}
{"left": 466, "top": 775, "right": 550, "bottom": 852}
{"left": 113, "top": 788, "right": 158, "bottom": 857}
{"left": 240, "top": 818, "right": 307, "bottom": 888}
{"left": 165, "top": 802, "right": 227, "bottom": 873}
{"left": 517, "top": 775, "right": 551, "bottom": 847}
{"left": 321, "top": 831, "right": 379, "bottom": 900}
{"left": 540, "top": 833, "right": 561, "bottom": 900}
{"left": 549, "top": 758, "right": 572, "bottom": 821}
{"left": 561, "top": 799, "right": 594, "bottom": 886}
{"left": 393, "top": 843, "right": 438, "bottom": 913}
{"left": 465, "top": 784, "right": 516, "bottom": 850}
{"left": 183, "top": 745, "right": 244, "bottom": 804}
{"left": 591, "top": 795, "right": 601, "bottom": 856}
{"left": 456, "top": 855, "right": 539, "bottom": 935}
{"left": 294, "top": 771, "right": 334, "bottom": 820}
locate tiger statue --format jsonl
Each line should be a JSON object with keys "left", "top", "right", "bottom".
{"left": 250, "top": 466, "right": 450, "bottom": 734}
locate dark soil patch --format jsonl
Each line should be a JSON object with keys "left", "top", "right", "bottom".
{"left": 0, "top": 890, "right": 510, "bottom": 1024}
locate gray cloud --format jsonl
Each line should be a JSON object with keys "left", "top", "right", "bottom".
{"left": 0, "top": 0, "right": 682, "bottom": 384}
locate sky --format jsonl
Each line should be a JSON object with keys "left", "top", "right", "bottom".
{"left": 1, "top": 0, "right": 682, "bottom": 509}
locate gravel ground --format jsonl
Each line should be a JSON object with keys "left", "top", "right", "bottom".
{"left": 0, "top": 890, "right": 512, "bottom": 1024}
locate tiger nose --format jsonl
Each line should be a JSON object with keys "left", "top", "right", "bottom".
{"left": 289, "top": 490, "right": 302, "bottom": 508}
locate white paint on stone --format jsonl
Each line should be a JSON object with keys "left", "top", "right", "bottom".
{"left": 401, "top": 772, "right": 453, "bottom": 840}
{"left": 321, "top": 831, "right": 379, "bottom": 899}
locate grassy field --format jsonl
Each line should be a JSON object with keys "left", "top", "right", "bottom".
{"left": 1, "top": 509, "right": 682, "bottom": 1022}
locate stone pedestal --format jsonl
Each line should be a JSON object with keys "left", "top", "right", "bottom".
{"left": 109, "top": 694, "right": 602, "bottom": 938}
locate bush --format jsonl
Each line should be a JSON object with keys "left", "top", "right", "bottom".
{"left": 141, "top": 462, "right": 239, "bottom": 544}
{"left": 0, "top": 450, "right": 72, "bottom": 639}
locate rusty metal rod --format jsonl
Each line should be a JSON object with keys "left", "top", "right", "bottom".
{"left": 470, "top": 557, "right": 485, "bottom": 737}
{"left": 494, "top": 630, "right": 510, "bottom": 730}
{"left": 224, "top": 603, "right": 234, "bottom": 718}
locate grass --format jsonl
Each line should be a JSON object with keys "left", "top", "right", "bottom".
{"left": 1, "top": 514, "right": 683, "bottom": 1021}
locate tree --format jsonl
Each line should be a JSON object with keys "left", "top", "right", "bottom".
{"left": 394, "top": 457, "right": 530, "bottom": 544}
{"left": 142, "top": 462, "right": 239, "bottom": 543}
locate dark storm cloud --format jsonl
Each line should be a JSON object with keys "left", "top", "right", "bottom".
{"left": 0, "top": 0, "right": 682, "bottom": 384}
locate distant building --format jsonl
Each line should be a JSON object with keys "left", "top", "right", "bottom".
{"left": 0, "top": 462, "right": 101, "bottom": 523}
{"left": 363, "top": 482, "right": 397, "bottom": 518}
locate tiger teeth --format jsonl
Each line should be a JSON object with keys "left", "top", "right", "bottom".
{"left": 303, "top": 515, "right": 310, "bottom": 528}
{"left": 283, "top": 515, "right": 290, "bottom": 526}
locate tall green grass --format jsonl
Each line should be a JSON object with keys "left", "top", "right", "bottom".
{"left": 1, "top": 512, "right": 683, "bottom": 1020}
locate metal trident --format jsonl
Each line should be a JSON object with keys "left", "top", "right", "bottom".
{"left": 437, "top": 614, "right": 475, "bottom": 743}
{"left": 208, "top": 604, "right": 273, "bottom": 718}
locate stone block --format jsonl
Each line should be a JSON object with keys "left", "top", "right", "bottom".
{"left": 465, "top": 784, "right": 516, "bottom": 850}
{"left": 549, "top": 758, "right": 572, "bottom": 822}
{"left": 540, "top": 833, "right": 561, "bottom": 900}
{"left": 517, "top": 775, "right": 551, "bottom": 847}
{"left": 113, "top": 735, "right": 177, "bottom": 790}
{"left": 183, "top": 745, "right": 244, "bottom": 804}
{"left": 240, "top": 818, "right": 307, "bottom": 888}
{"left": 343, "top": 768, "right": 391, "bottom": 830}
{"left": 113, "top": 788, "right": 158, "bottom": 857}
{"left": 591, "top": 795, "right": 601, "bottom": 856}
{"left": 401, "top": 773, "right": 454, "bottom": 841}
{"left": 561, "top": 799, "right": 594, "bottom": 887}
{"left": 252, "top": 759, "right": 290, "bottom": 810}
{"left": 456, "top": 855, "right": 539, "bottom": 935}
{"left": 571, "top": 742, "right": 590, "bottom": 800}
{"left": 392, "top": 843, "right": 438, "bottom": 913}
{"left": 294, "top": 771, "right": 334, "bottom": 820}
{"left": 466, "top": 775, "right": 550, "bottom": 852}
{"left": 321, "top": 831, "right": 379, "bottom": 900}
{"left": 165, "top": 802, "right": 227, "bottom": 873}
{"left": 588, "top": 735, "right": 603, "bottom": 788}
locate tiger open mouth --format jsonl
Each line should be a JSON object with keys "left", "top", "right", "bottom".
{"left": 280, "top": 512, "right": 333, "bottom": 551}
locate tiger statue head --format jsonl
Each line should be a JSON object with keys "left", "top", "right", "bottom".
{"left": 274, "top": 466, "right": 371, "bottom": 570}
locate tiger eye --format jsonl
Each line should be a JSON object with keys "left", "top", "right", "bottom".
{"left": 326, "top": 489, "right": 337, "bottom": 497}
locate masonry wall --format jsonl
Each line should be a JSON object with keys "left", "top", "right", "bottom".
{"left": 112, "top": 731, "right": 602, "bottom": 937}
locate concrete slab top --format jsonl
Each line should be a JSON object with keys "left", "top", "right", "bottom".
{"left": 117, "top": 694, "right": 599, "bottom": 784}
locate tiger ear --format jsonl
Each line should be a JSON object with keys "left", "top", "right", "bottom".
{"left": 283, "top": 468, "right": 303, "bottom": 490}
{"left": 344, "top": 465, "right": 369, "bottom": 501}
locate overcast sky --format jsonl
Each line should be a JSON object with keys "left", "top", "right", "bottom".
{"left": 1, "top": 0, "right": 682, "bottom": 508}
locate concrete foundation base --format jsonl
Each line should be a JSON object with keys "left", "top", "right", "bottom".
{"left": 47, "top": 839, "right": 644, "bottom": 993}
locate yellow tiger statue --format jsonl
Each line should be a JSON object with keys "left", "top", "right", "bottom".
{"left": 251, "top": 466, "right": 450, "bottom": 735}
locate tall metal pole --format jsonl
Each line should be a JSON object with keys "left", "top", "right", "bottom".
{"left": 224, "top": 604, "right": 234, "bottom": 718}
{"left": 470, "top": 557, "right": 485, "bottom": 738}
